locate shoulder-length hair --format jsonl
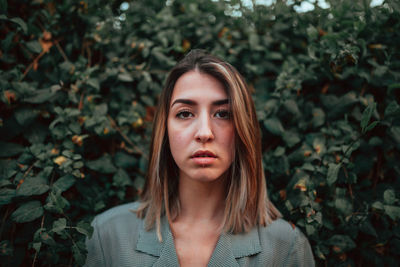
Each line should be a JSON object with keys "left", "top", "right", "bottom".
{"left": 136, "top": 49, "right": 281, "bottom": 241}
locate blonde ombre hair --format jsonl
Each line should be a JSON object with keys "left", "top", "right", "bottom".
{"left": 136, "top": 50, "right": 281, "bottom": 241}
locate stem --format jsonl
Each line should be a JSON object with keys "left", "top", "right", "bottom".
{"left": 107, "top": 115, "right": 148, "bottom": 158}
{"left": 32, "top": 215, "right": 46, "bottom": 267}
{"left": 23, "top": 163, "right": 35, "bottom": 178}
{"left": 342, "top": 137, "right": 359, "bottom": 161}
{"left": 78, "top": 93, "right": 85, "bottom": 110}
{"left": 54, "top": 39, "right": 69, "bottom": 62}
{"left": 20, "top": 51, "right": 46, "bottom": 82}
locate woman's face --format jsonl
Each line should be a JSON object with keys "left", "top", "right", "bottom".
{"left": 167, "top": 70, "right": 235, "bottom": 184}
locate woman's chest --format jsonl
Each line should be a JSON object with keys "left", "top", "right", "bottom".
{"left": 173, "top": 228, "right": 220, "bottom": 267}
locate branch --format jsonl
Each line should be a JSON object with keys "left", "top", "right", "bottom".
{"left": 107, "top": 115, "right": 148, "bottom": 158}
{"left": 32, "top": 214, "right": 46, "bottom": 267}
{"left": 54, "top": 39, "right": 69, "bottom": 62}
{"left": 20, "top": 51, "right": 46, "bottom": 82}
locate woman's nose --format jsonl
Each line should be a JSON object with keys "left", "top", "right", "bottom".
{"left": 194, "top": 113, "right": 214, "bottom": 142}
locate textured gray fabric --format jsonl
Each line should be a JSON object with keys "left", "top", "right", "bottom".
{"left": 85, "top": 202, "right": 315, "bottom": 267}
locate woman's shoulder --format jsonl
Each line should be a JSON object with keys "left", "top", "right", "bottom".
{"left": 257, "top": 218, "right": 315, "bottom": 266}
{"left": 258, "top": 218, "right": 311, "bottom": 248}
{"left": 93, "top": 201, "right": 142, "bottom": 228}
{"left": 259, "top": 218, "right": 302, "bottom": 242}
{"left": 85, "top": 201, "right": 149, "bottom": 266}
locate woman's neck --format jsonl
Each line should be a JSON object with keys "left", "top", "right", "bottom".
{"left": 176, "top": 174, "right": 227, "bottom": 224}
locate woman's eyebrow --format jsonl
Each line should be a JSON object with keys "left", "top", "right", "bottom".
{"left": 171, "top": 98, "right": 229, "bottom": 107}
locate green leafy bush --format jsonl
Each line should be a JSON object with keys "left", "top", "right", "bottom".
{"left": 1, "top": 0, "right": 399, "bottom": 265}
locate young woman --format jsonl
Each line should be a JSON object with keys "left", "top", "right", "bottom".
{"left": 85, "top": 50, "right": 315, "bottom": 267}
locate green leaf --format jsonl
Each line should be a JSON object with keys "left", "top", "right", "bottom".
{"left": 86, "top": 78, "right": 100, "bottom": 90}
{"left": 118, "top": 73, "right": 134, "bottom": 82}
{"left": 335, "top": 197, "right": 353, "bottom": 216}
{"left": 311, "top": 108, "right": 325, "bottom": 128}
{"left": 0, "top": 159, "right": 18, "bottom": 179}
{"left": 372, "top": 201, "right": 384, "bottom": 210}
{"left": 14, "top": 108, "right": 37, "bottom": 126}
{"left": 113, "top": 168, "right": 132, "bottom": 187}
{"left": 39, "top": 231, "right": 56, "bottom": 246}
{"left": 360, "top": 220, "right": 378, "bottom": 237}
{"left": 365, "top": 121, "right": 378, "bottom": 132}
{"left": 249, "top": 32, "right": 260, "bottom": 49}
{"left": 25, "top": 40, "right": 42, "bottom": 53}
{"left": 0, "top": 188, "right": 15, "bottom": 205}
{"left": 361, "top": 102, "right": 376, "bottom": 132}
{"left": 282, "top": 131, "right": 301, "bottom": 147}
{"left": 283, "top": 99, "right": 299, "bottom": 115}
{"left": 384, "top": 101, "right": 400, "bottom": 118}
{"left": 72, "top": 241, "right": 86, "bottom": 266}
{"left": 389, "top": 126, "right": 400, "bottom": 144}
{"left": 86, "top": 155, "right": 117, "bottom": 174}
{"left": 44, "top": 191, "right": 69, "bottom": 214}
{"left": 9, "top": 17, "right": 27, "bottom": 34}
{"left": 73, "top": 161, "right": 84, "bottom": 169}
{"left": 314, "top": 245, "right": 326, "bottom": 260}
{"left": 273, "top": 146, "right": 285, "bottom": 157}
{"left": 264, "top": 117, "right": 284, "bottom": 136}
{"left": 133, "top": 176, "right": 145, "bottom": 191}
{"left": 11, "top": 200, "right": 44, "bottom": 223}
{"left": 384, "top": 205, "right": 400, "bottom": 220}
{"left": 23, "top": 88, "right": 55, "bottom": 104}
{"left": 0, "top": 142, "right": 24, "bottom": 157}
{"left": 94, "top": 103, "right": 108, "bottom": 116}
{"left": 114, "top": 152, "right": 137, "bottom": 169}
{"left": 327, "top": 163, "right": 341, "bottom": 186}
{"left": 52, "top": 218, "right": 67, "bottom": 234}
{"left": 384, "top": 189, "right": 397, "bottom": 205}
{"left": 76, "top": 221, "right": 94, "bottom": 239}
{"left": 32, "top": 242, "right": 41, "bottom": 253}
{"left": 305, "top": 224, "right": 316, "bottom": 236}
{"left": 16, "top": 177, "right": 50, "bottom": 197}
{"left": 25, "top": 123, "right": 48, "bottom": 144}
{"left": 59, "top": 61, "right": 75, "bottom": 73}
{"left": 327, "top": 235, "right": 356, "bottom": 252}
{"left": 388, "top": 83, "right": 400, "bottom": 91}
{"left": 52, "top": 174, "right": 75, "bottom": 193}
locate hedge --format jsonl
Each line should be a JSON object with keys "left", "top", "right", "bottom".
{"left": 1, "top": 0, "right": 399, "bottom": 266}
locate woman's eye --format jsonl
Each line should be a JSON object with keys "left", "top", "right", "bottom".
{"left": 215, "top": 110, "right": 231, "bottom": 119}
{"left": 176, "top": 111, "right": 193, "bottom": 119}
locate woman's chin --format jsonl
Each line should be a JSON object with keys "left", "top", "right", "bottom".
{"left": 182, "top": 169, "right": 227, "bottom": 184}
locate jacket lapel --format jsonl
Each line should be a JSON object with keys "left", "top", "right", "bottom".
{"left": 135, "top": 216, "right": 179, "bottom": 266}
{"left": 152, "top": 228, "right": 179, "bottom": 267}
{"left": 229, "top": 225, "right": 262, "bottom": 258}
{"left": 208, "top": 226, "right": 262, "bottom": 266}
{"left": 136, "top": 216, "right": 262, "bottom": 267}
{"left": 207, "top": 233, "right": 240, "bottom": 267}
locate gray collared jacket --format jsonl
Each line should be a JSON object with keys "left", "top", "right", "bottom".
{"left": 85, "top": 202, "right": 315, "bottom": 267}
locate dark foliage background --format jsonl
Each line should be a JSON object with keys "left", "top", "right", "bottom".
{"left": 1, "top": 0, "right": 399, "bottom": 266}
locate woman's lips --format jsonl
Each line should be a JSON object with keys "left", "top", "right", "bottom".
{"left": 191, "top": 157, "right": 216, "bottom": 165}
{"left": 191, "top": 150, "right": 217, "bottom": 165}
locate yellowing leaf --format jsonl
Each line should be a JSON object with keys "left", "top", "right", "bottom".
{"left": 72, "top": 135, "right": 83, "bottom": 146}
{"left": 182, "top": 39, "right": 191, "bottom": 52}
{"left": 294, "top": 178, "right": 307, "bottom": 192}
{"left": 39, "top": 37, "right": 53, "bottom": 53}
{"left": 4, "top": 90, "right": 16, "bottom": 103}
{"left": 132, "top": 118, "right": 143, "bottom": 128}
{"left": 54, "top": 156, "right": 67, "bottom": 166}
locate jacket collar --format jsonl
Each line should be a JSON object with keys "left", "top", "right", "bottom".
{"left": 135, "top": 216, "right": 262, "bottom": 266}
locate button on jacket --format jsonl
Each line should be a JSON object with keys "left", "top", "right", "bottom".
{"left": 85, "top": 202, "right": 315, "bottom": 267}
